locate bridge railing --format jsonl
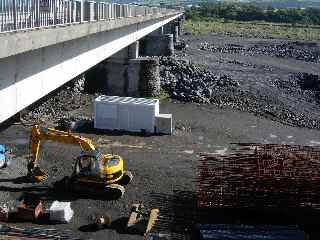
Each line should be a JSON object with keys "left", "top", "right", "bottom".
{"left": 0, "top": 0, "right": 178, "bottom": 33}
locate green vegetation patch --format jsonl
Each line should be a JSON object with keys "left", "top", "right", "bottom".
{"left": 184, "top": 20, "right": 320, "bottom": 41}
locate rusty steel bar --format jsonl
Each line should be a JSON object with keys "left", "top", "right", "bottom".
{"left": 197, "top": 144, "right": 320, "bottom": 209}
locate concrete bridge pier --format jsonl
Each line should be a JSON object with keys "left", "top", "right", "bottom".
{"left": 140, "top": 34, "right": 174, "bottom": 56}
{"left": 163, "top": 20, "right": 181, "bottom": 43}
{"left": 84, "top": 41, "right": 160, "bottom": 97}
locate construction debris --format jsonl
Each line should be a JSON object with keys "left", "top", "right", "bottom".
{"left": 197, "top": 144, "right": 320, "bottom": 209}
{"left": 94, "top": 213, "right": 112, "bottom": 230}
{"left": 49, "top": 201, "right": 73, "bottom": 223}
{"left": 127, "top": 203, "right": 159, "bottom": 235}
{"left": 15, "top": 198, "right": 43, "bottom": 222}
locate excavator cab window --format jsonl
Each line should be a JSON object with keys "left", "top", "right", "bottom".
{"left": 80, "top": 155, "right": 93, "bottom": 169}
{"left": 75, "top": 155, "right": 96, "bottom": 176}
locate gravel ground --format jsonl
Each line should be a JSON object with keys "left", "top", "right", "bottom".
{"left": 160, "top": 33, "right": 320, "bottom": 129}
{"left": 0, "top": 33, "right": 320, "bottom": 239}
{"left": 1, "top": 103, "right": 320, "bottom": 239}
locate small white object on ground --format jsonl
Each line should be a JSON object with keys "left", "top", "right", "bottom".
{"left": 49, "top": 201, "right": 73, "bottom": 223}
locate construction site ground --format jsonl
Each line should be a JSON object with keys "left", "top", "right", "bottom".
{"left": 1, "top": 103, "right": 319, "bottom": 239}
{"left": 0, "top": 32, "right": 320, "bottom": 239}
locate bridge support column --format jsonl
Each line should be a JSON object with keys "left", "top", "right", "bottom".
{"left": 140, "top": 34, "right": 174, "bottom": 56}
{"left": 84, "top": 42, "right": 160, "bottom": 97}
{"left": 164, "top": 20, "right": 183, "bottom": 43}
{"left": 127, "top": 57, "right": 160, "bottom": 97}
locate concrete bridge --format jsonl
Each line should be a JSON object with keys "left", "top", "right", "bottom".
{"left": 0, "top": 0, "right": 183, "bottom": 123}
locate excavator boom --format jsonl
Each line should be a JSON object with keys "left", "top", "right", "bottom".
{"left": 28, "top": 125, "right": 97, "bottom": 182}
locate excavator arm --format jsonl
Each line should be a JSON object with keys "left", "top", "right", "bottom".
{"left": 28, "top": 125, "right": 97, "bottom": 182}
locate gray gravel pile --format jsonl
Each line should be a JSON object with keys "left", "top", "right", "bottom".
{"left": 160, "top": 56, "right": 239, "bottom": 104}
{"left": 200, "top": 41, "right": 320, "bottom": 62}
{"left": 159, "top": 56, "right": 320, "bottom": 128}
{"left": 21, "top": 76, "right": 88, "bottom": 124}
{"left": 273, "top": 73, "right": 320, "bottom": 104}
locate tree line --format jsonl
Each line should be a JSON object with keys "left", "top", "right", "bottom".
{"left": 186, "top": 2, "right": 320, "bottom": 25}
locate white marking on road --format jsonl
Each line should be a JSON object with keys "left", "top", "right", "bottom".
{"left": 287, "top": 136, "right": 293, "bottom": 139}
{"left": 269, "top": 134, "right": 277, "bottom": 138}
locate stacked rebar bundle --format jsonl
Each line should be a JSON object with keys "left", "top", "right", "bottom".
{"left": 197, "top": 144, "right": 320, "bottom": 210}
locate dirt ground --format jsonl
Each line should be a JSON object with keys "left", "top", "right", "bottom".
{"left": 0, "top": 33, "right": 320, "bottom": 239}
{"left": 1, "top": 102, "right": 320, "bottom": 239}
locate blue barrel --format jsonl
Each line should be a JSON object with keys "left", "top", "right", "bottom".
{"left": 0, "top": 145, "right": 6, "bottom": 168}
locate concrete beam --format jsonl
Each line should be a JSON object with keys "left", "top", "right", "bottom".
{"left": 0, "top": 13, "right": 183, "bottom": 59}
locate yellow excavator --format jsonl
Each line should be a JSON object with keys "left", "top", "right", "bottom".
{"left": 27, "top": 125, "right": 133, "bottom": 197}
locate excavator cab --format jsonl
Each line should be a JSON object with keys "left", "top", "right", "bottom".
{"left": 73, "top": 150, "right": 101, "bottom": 177}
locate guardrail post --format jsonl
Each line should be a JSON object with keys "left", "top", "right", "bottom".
{"left": 80, "top": 0, "right": 83, "bottom": 22}
{"left": 12, "top": 0, "right": 17, "bottom": 30}
{"left": 52, "top": 0, "right": 56, "bottom": 25}
{"left": 35, "top": 0, "right": 40, "bottom": 27}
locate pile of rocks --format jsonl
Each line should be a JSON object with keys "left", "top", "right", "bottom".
{"left": 160, "top": 57, "right": 239, "bottom": 104}
{"left": 248, "top": 43, "right": 320, "bottom": 62}
{"left": 200, "top": 42, "right": 320, "bottom": 63}
{"left": 21, "top": 75, "right": 88, "bottom": 124}
{"left": 200, "top": 42, "right": 245, "bottom": 55}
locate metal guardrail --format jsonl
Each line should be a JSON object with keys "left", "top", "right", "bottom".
{"left": 0, "top": 0, "right": 177, "bottom": 33}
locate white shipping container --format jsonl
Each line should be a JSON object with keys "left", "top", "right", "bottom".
{"left": 94, "top": 96, "right": 160, "bottom": 133}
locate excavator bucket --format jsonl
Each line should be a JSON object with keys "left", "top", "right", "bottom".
{"left": 127, "top": 203, "right": 159, "bottom": 235}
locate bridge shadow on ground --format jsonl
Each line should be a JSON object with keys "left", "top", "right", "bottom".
{"left": 59, "top": 119, "right": 160, "bottom": 137}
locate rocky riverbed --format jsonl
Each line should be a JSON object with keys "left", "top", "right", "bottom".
{"left": 160, "top": 33, "right": 320, "bottom": 129}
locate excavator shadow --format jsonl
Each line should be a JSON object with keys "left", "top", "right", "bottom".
{"left": 0, "top": 178, "right": 125, "bottom": 202}
{"left": 0, "top": 176, "right": 38, "bottom": 184}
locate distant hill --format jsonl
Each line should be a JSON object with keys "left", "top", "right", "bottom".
{"left": 111, "top": 0, "right": 320, "bottom": 9}
{"left": 208, "top": 0, "right": 320, "bottom": 8}
{"left": 249, "top": 0, "right": 320, "bottom": 9}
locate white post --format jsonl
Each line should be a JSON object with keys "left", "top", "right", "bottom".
{"left": 80, "top": 0, "right": 84, "bottom": 22}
